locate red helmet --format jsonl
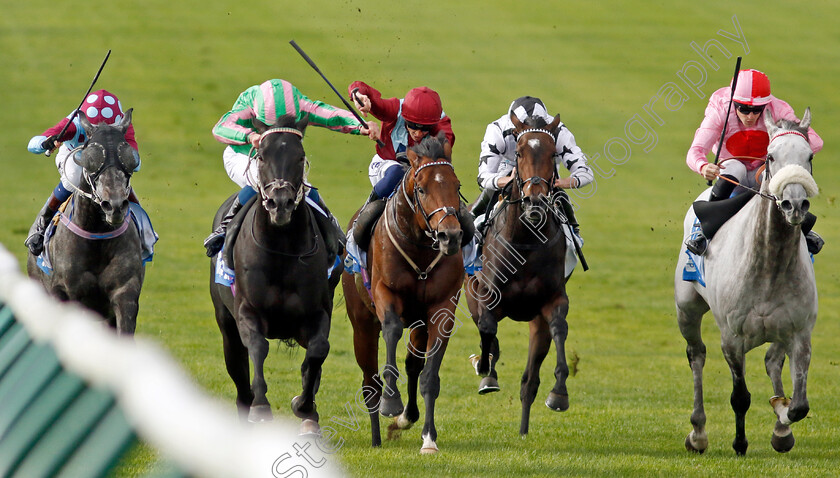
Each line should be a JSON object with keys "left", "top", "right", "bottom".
{"left": 82, "top": 89, "right": 125, "bottom": 125}
{"left": 732, "top": 69, "right": 771, "bottom": 106}
{"left": 402, "top": 87, "right": 442, "bottom": 125}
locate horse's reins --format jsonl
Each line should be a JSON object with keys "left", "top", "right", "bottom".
{"left": 387, "top": 160, "right": 457, "bottom": 280}
{"left": 512, "top": 127, "right": 558, "bottom": 205}
{"left": 712, "top": 130, "right": 812, "bottom": 204}
{"left": 248, "top": 127, "right": 309, "bottom": 211}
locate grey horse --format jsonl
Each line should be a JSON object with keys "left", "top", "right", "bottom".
{"left": 27, "top": 110, "right": 144, "bottom": 336}
{"left": 674, "top": 108, "right": 818, "bottom": 455}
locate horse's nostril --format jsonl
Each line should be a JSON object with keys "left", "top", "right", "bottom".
{"left": 121, "top": 200, "right": 129, "bottom": 210}
{"left": 780, "top": 200, "right": 793, "bottom": 213}
{"left": 802, "top": 199, "right": 811, "bottom": 213}
{"left": 101, "top": 201, "right": 113, "bottom": 212}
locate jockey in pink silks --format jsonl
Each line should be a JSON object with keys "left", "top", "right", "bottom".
{"left": 684, "top": 69, "right": 824, "bottom": 255}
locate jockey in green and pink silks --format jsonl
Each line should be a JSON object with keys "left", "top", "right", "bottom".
{"left": 204, "top": 79, "right": 379, "bottom": 257}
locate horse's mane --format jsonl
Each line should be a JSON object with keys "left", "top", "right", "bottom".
{"left": 410, "top": 132, "right": 449, "bottom": 161}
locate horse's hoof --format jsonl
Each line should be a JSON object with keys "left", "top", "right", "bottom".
{"left": 545, "top": 392, "right": 569, "bottom": 412}
{"left": 685, "top": 433, "right": 707, "bottom": 454}
{"left": 299, "top": 419, "right": 321, "bottom": 437}
{"left": 420, "top": 434, "right": 439, "bottom": 454}
{"left": 771, "top": 427, "right": 795, "bottom": 453}
{"left": 732, "top": 439, "right": 748, "bottom": 456}
{"left": 478, "top": 376, "right": 500, "bottom": 394}
{"left": 248, "top": 404, "right": 273, "bottom": 423}
{"left": 380, "top": 397, "right": 404, "bottom": 418}
{"left": 291, "top": 395, "right": 318, "bottom": 421}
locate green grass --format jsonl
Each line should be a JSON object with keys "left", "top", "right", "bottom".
{"left": 3, "top": 1, "right": 840, "bottom": 476}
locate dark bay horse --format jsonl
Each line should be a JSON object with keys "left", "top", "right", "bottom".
{"left": 209, "top": 115, "right": 338, "bottom": 434}
{"left": 675, "top": 109, "right": 819, "bottom": 455}
{"left": 467, "top": 113, "right": 574, "bottom": 436}
{"left": 341, "top": 133, "right": 464, "bottom": 453}
{"left": 27, "top": 110, "right": 143, "bottom": 336}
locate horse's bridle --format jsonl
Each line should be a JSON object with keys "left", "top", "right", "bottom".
{"left": 511, "top": 128, "right": 558, "bottom": 207}
{"left": 249, "top": 127, "right": 308, "bottom": 211}
{"left": 64, "top": 140, "right": 133, "bottom": 206}
{"left": 399, "top": 160, "right": 459, "bottom": 249}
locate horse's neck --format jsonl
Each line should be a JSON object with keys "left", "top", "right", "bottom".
{"left": 389, "top": 182, "right": 429, "bottom": 247}
{"left": 742, "top": 197, "right": 802, "bottom": 272}
{"left": 496, "top": 194, "right": 559, "bottom": 244}
{"left": 71, "top": 193, "right": 109, "bottom": 232}
{"left": 252, "top": 202, "right": 312, "bottom": 245}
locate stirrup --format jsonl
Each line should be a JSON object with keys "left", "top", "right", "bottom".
{"left": 204, "top": 227, "right": 225, "bottom": 257}
{"left": 685, "top": 235, "right": 707, "bottom": 256}
{"left": 806, "top": 231, "right": 824, "bottom": 255}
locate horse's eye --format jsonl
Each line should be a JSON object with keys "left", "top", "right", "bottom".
{"left": 766, "top": 154, "right": 774, "bottom": 163}
{"left": 417, "top": 187, "right": 425, "bottom": 195}
{"left": 808, "top": 153, "right": 814, "bottom": 163}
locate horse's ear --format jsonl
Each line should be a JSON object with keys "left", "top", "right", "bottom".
{"left": 799, "top": 107, "right": 811, "bottom": 132}
{"left": 437, "top": 131, "right": 452, "bottom": 161}
{"left": 549, "top": 114, "right": 562, "bottom": 134}
{"left": 79, "top": 111, "right": 95, "bottom": 136}
{"left": 117, "top": 108, "right": 133, "bottom": 134}
{"left": 406, "top": 148, "right": 420, "bottom": 169}
{"left": 510, "top": 112, "right": 524, "bottom": 131}
{"left": 296, "top": 113, "right": 309, "bottom": 136}
{"left": 252, "top": 118, "right": 269, "bottom": 134}
{"left": 763, "top": 107, "right": 777, "bottom": 136}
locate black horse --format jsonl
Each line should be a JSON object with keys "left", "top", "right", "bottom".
{"left": 467, "top": 113, "right": 575, "bottom": 435}
{"left": 209, "top": 115, "right": 339, "bottom": 434}
{"left": 27, "top": 110, "right": 144, "bottom": 336}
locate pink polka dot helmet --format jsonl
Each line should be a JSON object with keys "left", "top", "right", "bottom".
{"left": 82, "top": 89, "right": 124, "bottom": 125}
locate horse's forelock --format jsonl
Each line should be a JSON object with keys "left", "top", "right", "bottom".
{"left": 410, "top": 134, "right": 449, "bottom": 162}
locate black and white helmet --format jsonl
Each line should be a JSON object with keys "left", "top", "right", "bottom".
{"left": 508, "top": 96, "right": 551, "bottom": 123}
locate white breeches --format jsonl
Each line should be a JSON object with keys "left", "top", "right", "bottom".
{"left": 368, "top": 154, "right": 403, "bottom": 187}
{"left": 718, "top": 160, "right": 760, "bottom": 190}
{"left": 55, "top": 144, "right": 84, "bottom": 190}
{"left": 223, "top": 146, "right": 258, "bottom": 188}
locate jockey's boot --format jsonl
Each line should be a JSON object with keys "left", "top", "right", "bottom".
{"left": 557, "top": 193, "right": 580, "bottom": 235}
{"left": 25, "top": 193, "right": 63, "bottom": 256}
{"left": 685, "top": 175, "right": 738, "bottom": 255}
{"left": 309, "top": 193, "right": 345, "bottom": 259}
{"left": 204, "top": 196, "right": 243, "bottom": 257}
{"left": 353, "top": 191, "right": 386, "bottom": 252}
{"left": 802, "top": 212, "right": 824, "bottom": 255}
{"left": 469, "top": 188, "right": 493, "bottom": 217}
{"left": 458, "top": 201, "right": 476, "bottom": 247}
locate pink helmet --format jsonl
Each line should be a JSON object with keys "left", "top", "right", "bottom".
{"left": 402, "top": 87, "right": 442, "bottom": 125}
{"left": 732, "top": 69, "right": 771, "bottom": 106}
{"left": 81, "top": 89, "right": 125, "bottom": 125}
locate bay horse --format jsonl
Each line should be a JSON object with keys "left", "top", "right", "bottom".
{"left": 675, "top": 108, "right": 818, "bottom": 455}
{"left": 27, "top": 110, "right": 143, "bottom": 336}
{"left": 209, "top": 115, "right": 338, "bottom": 434}
{"left": 466, "top": 113, "right": 574, "bottom": 436}
{"left": 341, "top": 133, "right": 464, "bottom": 453}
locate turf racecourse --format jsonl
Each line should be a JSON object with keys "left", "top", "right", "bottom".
{"left": 2, "top": 1, "right": 840, "bottom": 476}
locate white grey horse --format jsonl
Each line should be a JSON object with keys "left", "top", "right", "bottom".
{"left": 674, "top": 108, "right": 818, "bottom": 455}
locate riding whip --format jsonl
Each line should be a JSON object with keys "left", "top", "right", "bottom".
{"left": 707, "top": 56, "right": 742, "bottom": 185}
{"left": 288, "top": 40, "right": 385, "bottom": 147}
{"left": 45, "top": 49, "right": 112, "bottom": 157}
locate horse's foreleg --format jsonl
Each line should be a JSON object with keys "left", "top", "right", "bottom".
{"left": 520, "top": 319, "right": 551, "bottom": 436}
{"left": 544, "top": 295, "right": 570, "bottom": 413}
{"left": 417, "top": 313, "right": 452, "bottom": 454}
{"left": 216, "top": 306, "right": 253, "bottom": 421}
{"left": 770, "top": 332, "right": 812, "bottom": 453}
{"left": 722, "top": 340, "right": 751, "bottom": 455}
{"left": 676, "top": 295, "right": 709, "bottom": 454}
{"left": 292, "top": 311, "right": 331, "bottom": 434}
{"left": 401, "top": 326, "right": 427, "bottom": 429}
{"left": 110, "top": 282, "right": 140, "bottom": 336}
{"left": 236, "top": 308, "right": 272, "bottom": 422}
{"left": 765, "top": 343, "right": 786, "bottom": 398}
{"left": 379, "top": 306, "right": 405, "bottom": 418}
{"left": 476, "top": 309, "right": 498, "bottom": 377}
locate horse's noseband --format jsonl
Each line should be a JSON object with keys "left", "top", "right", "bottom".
{"left": 253, "top": 127, "right": 307, "bottom": 210}
{"left": 513, "top": 128, "right": 557, "bottom": 207}
{"left": 402, "top": 160, "right": 459, "bottom": 249}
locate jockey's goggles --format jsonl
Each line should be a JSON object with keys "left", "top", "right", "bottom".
{"left": 405, "top": 120, "right": 434, "bottom": 132}
{"left": 734, "top": 103, "right": 766, "bottom": 115}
